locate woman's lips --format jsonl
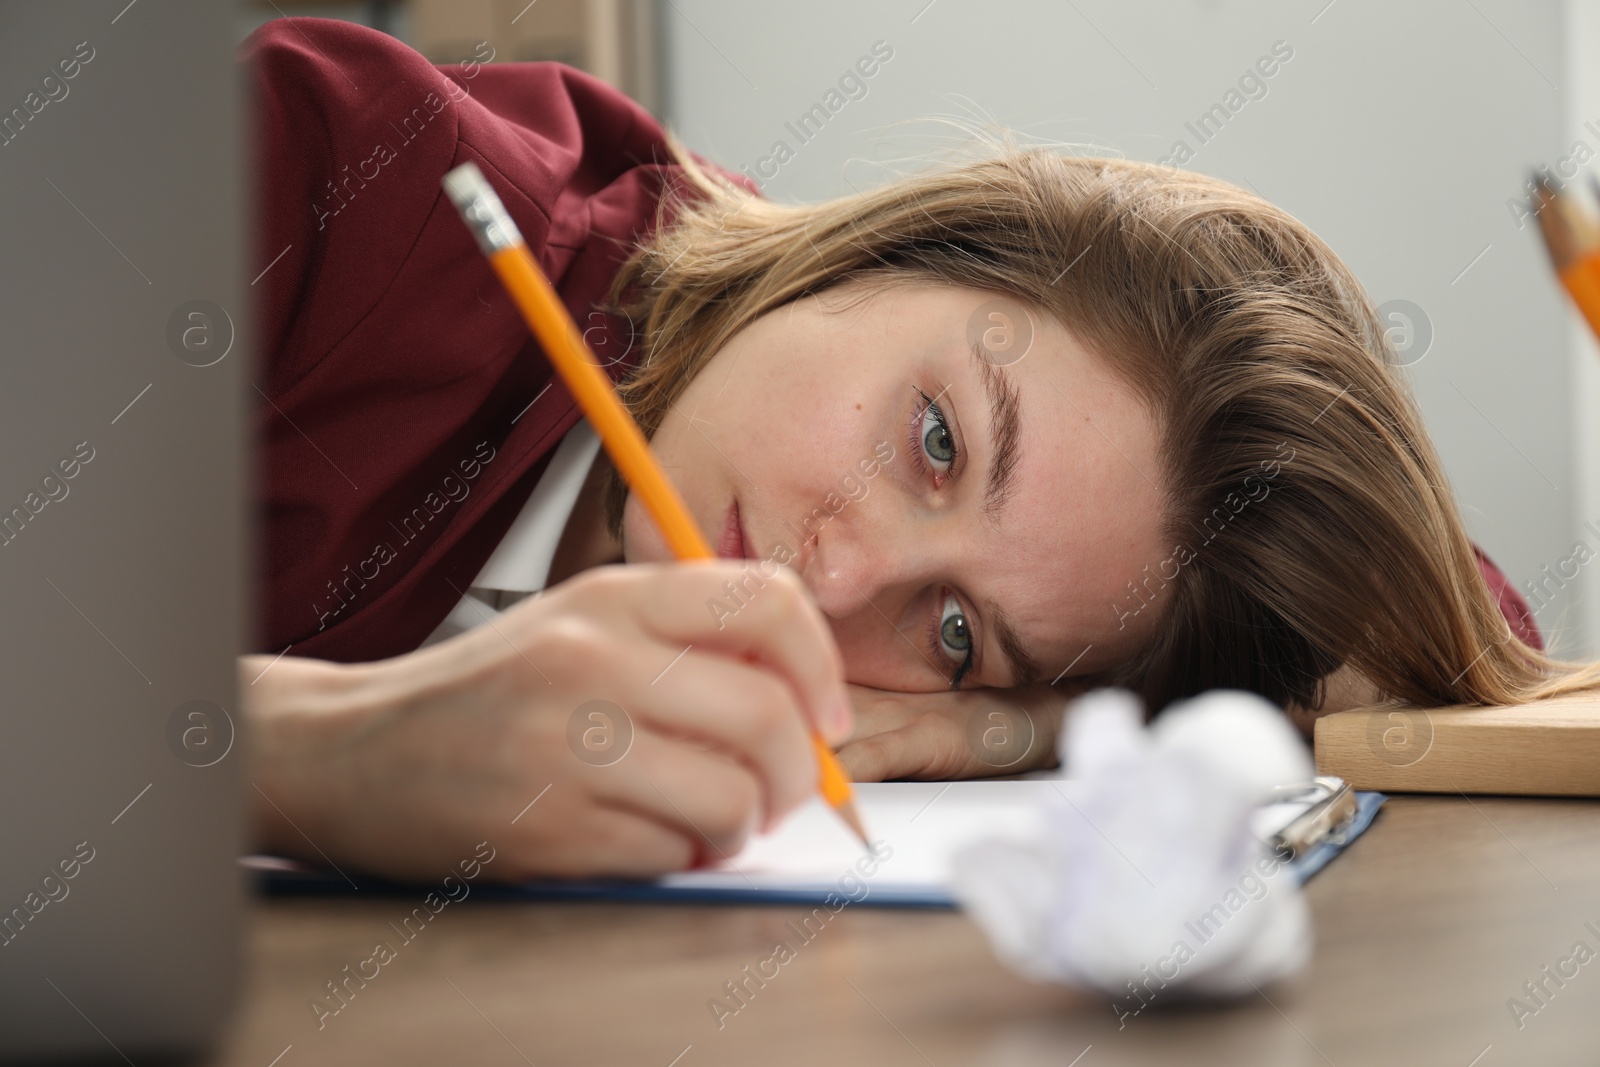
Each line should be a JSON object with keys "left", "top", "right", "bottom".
{"left": 716, "top": 500, "right": 756, "bottom": 560}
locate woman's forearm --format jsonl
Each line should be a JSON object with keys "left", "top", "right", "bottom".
{"left": 239, "top": 652, "right": 379, "bottom": 857}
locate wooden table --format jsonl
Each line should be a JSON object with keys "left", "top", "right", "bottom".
{"left": 206, "top": 796, "right": 1600, "bottom": 1066}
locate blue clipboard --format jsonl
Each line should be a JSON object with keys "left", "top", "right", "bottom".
{"left": 250, "top": 790, "right": 1385, "bottom": 908}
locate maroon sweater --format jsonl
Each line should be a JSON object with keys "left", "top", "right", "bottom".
{"left": 242, "top": 17, "right": 713, "bottom": 661}
{"left": 240, "top": 17, "right": 1544, "bottom": 663}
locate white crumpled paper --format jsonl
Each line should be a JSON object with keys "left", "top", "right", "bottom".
{"left": 949, "top": 688, "right": 1315, "bottom": 1013}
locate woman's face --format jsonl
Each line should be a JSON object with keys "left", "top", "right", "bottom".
{"left": 621, "top": 279, "right": 1169, "bottom": 692}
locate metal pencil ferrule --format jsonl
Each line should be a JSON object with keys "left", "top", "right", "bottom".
{"left": 442, "top": 161, "right": 523, "bottom": 256}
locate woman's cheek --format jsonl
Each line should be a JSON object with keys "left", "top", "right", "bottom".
{"left": 620, "top": 494, "right": 670, "bottom": 564}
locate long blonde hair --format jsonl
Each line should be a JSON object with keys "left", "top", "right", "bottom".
{"left": 599, "top": 132, "right": 1600, "bottom": 713}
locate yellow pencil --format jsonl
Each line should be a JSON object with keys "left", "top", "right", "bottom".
{"left": 442, "top": 162, "right": 869, "bottom": 849}
{"left": 1532, "top": 175, "right": 1600, "bottom": 342}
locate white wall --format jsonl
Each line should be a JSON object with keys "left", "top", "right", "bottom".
{"left": 1566, "top": 0, "right": 1600, "bottom": 661}
{"left": 662, "top": 0, "right": 1594, "bottom": 656}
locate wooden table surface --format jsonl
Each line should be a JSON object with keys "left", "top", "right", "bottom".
{"left": 205, "top": 796, "right": 1600, "bottom": 1067}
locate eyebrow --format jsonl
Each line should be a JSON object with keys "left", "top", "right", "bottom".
{"left": 972, "top": 343, "right": 1023, "bottom": 519}
{"left": 965, "top": 343, "right": 1037, "bottom": 688}
{"left": 987, "top": 601, "right": 1042, "bottom": 690}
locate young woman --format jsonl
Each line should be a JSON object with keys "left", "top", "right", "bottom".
{"left": 241, "top": 18, "right": 1588, "bottom": 884}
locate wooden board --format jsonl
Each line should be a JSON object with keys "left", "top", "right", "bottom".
{"left": 1314, "top": 695, "right": 1600, "bottom": 795}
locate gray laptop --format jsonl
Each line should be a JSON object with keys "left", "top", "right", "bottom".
{"left": 0, "top": 0, "right": 245, "bottom": 1057}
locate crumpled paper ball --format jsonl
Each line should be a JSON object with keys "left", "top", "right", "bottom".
{"left": 949, "top": 687, "right": 1315, "bottom": 1010}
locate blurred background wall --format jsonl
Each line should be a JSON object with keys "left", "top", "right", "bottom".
{"left": 239, "top": 0, "right": 1600, "bottom": 660}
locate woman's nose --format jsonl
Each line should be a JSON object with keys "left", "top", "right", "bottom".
{"left": 797, "top": 511, "right": 929, "bottom": 619}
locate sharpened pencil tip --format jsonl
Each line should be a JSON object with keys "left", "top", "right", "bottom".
{"left": 838, "top": 801, "right": 871, "bottom": 850}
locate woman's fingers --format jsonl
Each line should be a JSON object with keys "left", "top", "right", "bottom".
{"left": 835, "top": 684, "right": 968, "bottom": 781}
{"left": 500, "top": 795, "right": 697, "bottom": 880}
{"left": 614, "top": 563, "right": 853, "bottom": 744}
{"left": 834, "top": 683, "right": 1070, "bottom": 782}
{"left": 580, "top": 727, "right": 771, "bottom": 863}
{"left": 617, "top": 647, "right": 818, "bottom": 823}
{"left": 836, "top": 721, "right": 962, "bottom": 782}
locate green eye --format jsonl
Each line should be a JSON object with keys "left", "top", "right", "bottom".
{"left": 921, "top": 402, "right": 955, "bottom": 469}
{"left": 938, "top": 595, "right": 970, "bottom": 659}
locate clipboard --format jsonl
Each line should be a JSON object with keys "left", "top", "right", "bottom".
{"left": 250, "top": 778, "right": 1385, "bottom": 907}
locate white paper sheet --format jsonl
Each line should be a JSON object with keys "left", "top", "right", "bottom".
{"left": 661, "top": 780, "right": 1051, "bottom": 895}
{"left": 657, "top": 778, "right": 1329, "bottom": 899}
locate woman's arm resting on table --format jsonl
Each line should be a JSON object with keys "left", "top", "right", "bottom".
{"left": 842, "top": 662, "right": 1381, "bottom": 779}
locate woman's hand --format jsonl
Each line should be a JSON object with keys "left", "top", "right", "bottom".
{"left": 837, "top": 664, "right": 1368, "bottom": 780}
{"left": 835, "top": 679, "right": 1087, "bottom": 782}
{"left": 244, "top": 563, "right": 851, "bottom": 884}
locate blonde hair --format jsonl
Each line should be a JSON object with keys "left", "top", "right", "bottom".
{"left": 599, "top": 132, "right": 1600, "bottom": 713}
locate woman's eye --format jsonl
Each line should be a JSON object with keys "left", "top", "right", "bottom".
{"left": 921, "top": 401, "right": 956, "bottom": 472}
{"left": 937, "top": 594, "right": 971, "bottom": 662}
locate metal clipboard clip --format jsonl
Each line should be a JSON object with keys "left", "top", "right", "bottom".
{"left": 1264, "top": 775, "right": 1359, "bottom": 860}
